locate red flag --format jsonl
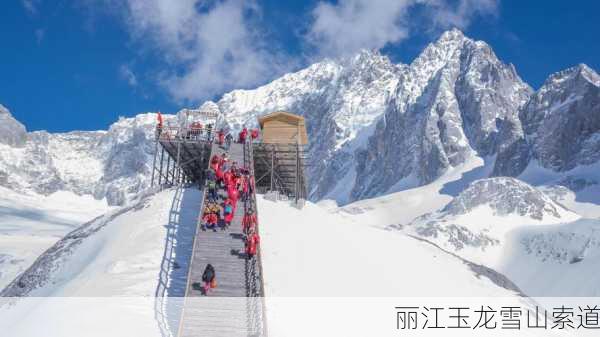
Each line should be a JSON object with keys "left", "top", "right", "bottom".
{"left": 157, "top": 111, "right": 163, "bottom": 127}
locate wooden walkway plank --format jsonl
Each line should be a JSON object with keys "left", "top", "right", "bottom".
{"left": 178, "top": 142, "right": 261, "bottom": 337}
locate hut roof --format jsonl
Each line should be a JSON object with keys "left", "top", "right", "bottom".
{"left": 258, "top": 111, "right": 305, "bottom": 129}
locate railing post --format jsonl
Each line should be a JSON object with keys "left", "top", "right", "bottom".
{"left": 270, "top": 146, "right": 274, "bottom": 192}
{"left": 158, "top": 145, "right": 165, "bottom": 187}
{"left": 176, "top": 132, "right": 183, "bottom": 186}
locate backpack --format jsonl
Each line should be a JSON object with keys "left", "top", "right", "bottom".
{"left": 207, "top": 180, "right": 216, "bottom": 189}
{"left": 224, "top": 204, "right": 233, "bottom": 214}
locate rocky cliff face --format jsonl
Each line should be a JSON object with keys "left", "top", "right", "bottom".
{"left": 493, "top": 64, "right": 600, "bottom": 176}
{"left": 351, "top": 29, "right": 532, "bottom": 201}
{"left": 0, "top": 112, "right": 172, "bottom": 205}
{"left": 442, "top": 177, "right": 566, "bottom": 219}
{"left": 406, "top": 177, "right": 576, "bottom": 252}
{"left": 0, "top": 104, "right": 27, "bottom": 147}
{"left": 522, "top": 64, "right": 600, "bottom": 170}
{"left": 210, "top": 50, "right": 402, "bottom": 201}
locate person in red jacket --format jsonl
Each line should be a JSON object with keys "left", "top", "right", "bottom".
{"left": 210, "top": 154, "right": 221, "bottom": 172}
{"left": 250, "top": 129, "right": 259, "bottom": 142}
{"left": 242, "top": 209, "right": 257, "bottom": 233}
{"left": 217, "top": 129, "right": 225, "bottom": 145}
{"left": 202, "top": 212, "right": 218, "bottom": 231}
{"left": 223, "top": 170, "right": 233, "bottom": 189}
{"left": 215, "top": 166, "right": 224, "bottom": 187}
{"left": 238, "top": 128, "right": 248, "bottom": 144}
{"left": 227, "top": 184, "right": 239, "bottom": 206}
{"left": 245, "top": 229, "right": 260, "bottom": 259}
{"left": 235, "top": 174, "right": 243, "bottom": 191}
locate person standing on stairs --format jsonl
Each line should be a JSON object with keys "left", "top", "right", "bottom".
{"left": 227, "top": 182, "right": 239, "bottom": 208}
{"left": 207, "top": 177, "right": 218, "bottom": 201}
{"left": 201, "top": 263, "right": 216, "bottom": 295}
{"left": 225, "top": 133, "right": 233, "bottom": 151}
{"left": 238, "top": 127, "right": 248, "bottom": 144}
{"left": 242, "top": 208, "right": 257, "bottom": 234}
{"left": 240, "top": 174, "right": 249, "bottom": 202}
{"left": 156, "top": 111, "right": 163, "bottom": 138}
{"left": 250, "top": 128, "right": 259, "bottom": 142}
{"left": 245, "top": 229, "right": 260, "bottom": 259}
{"left": 217, "top": 129, "right": 225, "bottom": 146}
{"left": 202, "top": 210, "right": 218, "bottom": 231}
{"left": 206, "top": 123, "right": 213, "bottom": 141}
{"left": 223, "top": 198, "right": 235, "bottom": 229}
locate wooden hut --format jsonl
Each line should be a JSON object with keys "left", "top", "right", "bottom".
{"left": 253, "top": 111, "right": 308, "bottom": 204}
{"left": 258, "top": 111, "right": 308, "bottom": 145}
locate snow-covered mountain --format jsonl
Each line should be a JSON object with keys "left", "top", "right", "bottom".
{"left": 212, "top": 50, "right": 402, "bottom": 202}
{"left": 350, "top": 29, "right": 532, "bottom": 202}
{"left": 522, "top": 64, "right": 600, "bottom": 171}
{"left": 0, "top": 112, "right": 175, "bottom": 205}
{"left": 0, "top": 104, "right": 27, "bottom": 147}
{"left": 406, "top": 177, "right": 578, "bottom": 254}
{"left": 1, "top": 29, "right": 599, "bottom": 208}
{"left": 404, "top": 177, "right": 600, "bottom": 296}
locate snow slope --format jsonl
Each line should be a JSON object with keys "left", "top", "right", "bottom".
{"left": 335, "top": 154, "right": 494, "bottom": 227}
{"left": 1, "top": 187, "right": 199, "bottom": 297}
{"left": 403, "top": 177, "right": 600, "bottom": 297}
{"left": 257, "top": 195, "right": 521, "bottom": 297}
{"left": 0, "top": 187, "right": 108, "bottom": 290}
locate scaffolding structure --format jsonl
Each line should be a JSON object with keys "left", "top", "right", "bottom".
{"left": 150, "top": 110, "right": 219, "bottom": 188}
{"left": 252, "top": 142, "right": 308, "bottom": 203}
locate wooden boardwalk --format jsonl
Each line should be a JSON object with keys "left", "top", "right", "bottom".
{"left": 178, "top": 142, "right": 264, "bottom": 337}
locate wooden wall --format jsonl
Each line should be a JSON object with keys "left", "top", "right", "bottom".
{"left": 261, "top": 118, "right": 308, "bottom": 145}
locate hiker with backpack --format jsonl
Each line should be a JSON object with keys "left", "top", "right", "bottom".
{"left": 250, "top": 128, "right": 259, "bottom": 142}
{"left": 201, "top": 263, "right": 216, "bottom": 295}
{"left": 207, "top": 178, "right": 218, "bottom": 201}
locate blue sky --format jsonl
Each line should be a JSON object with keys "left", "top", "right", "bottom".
{"left": 1, "top": 0, "right": 599, "bottom": 132}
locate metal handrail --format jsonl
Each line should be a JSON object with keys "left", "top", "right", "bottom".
{"left": 242, "top": 140, "right": 269, "bottom": 337}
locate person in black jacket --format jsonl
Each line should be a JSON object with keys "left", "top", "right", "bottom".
{"left": 201, "top": 263, "right": 216, "bottom": 295}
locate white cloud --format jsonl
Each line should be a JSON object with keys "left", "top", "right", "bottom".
{"left": 21, "top": 0, "right": 38, "bottom": 15}
{"left": 307, "top": 0, "right": 414, "bottom": 58}
{"left": 85, "top": 0, "right": 499, "bottom": 102}
{"left": 425, "top": 0, "right": 499, "bottom": 29}
{"left": 110, "top": 0, "right": 289, "bottom": 102}
{"left": 307, "top": 0, "right": 500, "bottom": 58}
{"left": 34, "top": 28, "right": 45, "bottom": 44}
{"left": 119, "top": 64, "right": 138, "bottom": 87}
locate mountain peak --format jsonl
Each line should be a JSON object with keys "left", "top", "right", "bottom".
{"left": 438, "top": 27, "right": 466, "bottom": 42}
{"left": 576, "top": 63, "right": 600, "bottom": 86}
{"left": 0, "top": 104, "right": 11, "bottom": 116}
{"left": 0, "top": 104, "right": 27, "bottom": 147}
{"left": 544, "top": 63, "right": 600, "bottom": 88}
{"left": 344, "top": 49, "right": 394, "bottom": 69}
{"left": 444, "top": 177, "right": 568, "bottom": 220}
